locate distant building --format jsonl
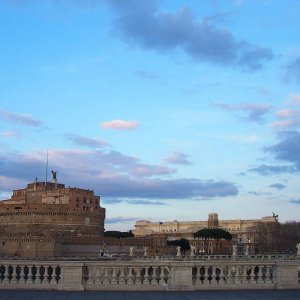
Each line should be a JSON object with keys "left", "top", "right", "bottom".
{"left": 134, "top": 213, "right": 277, "bottom": 254}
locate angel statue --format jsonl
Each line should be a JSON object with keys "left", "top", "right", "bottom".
{"left": 51, "top": 170, "right": 58, "bottom": 182}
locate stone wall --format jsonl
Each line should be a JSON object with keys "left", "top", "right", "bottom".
{"left": 0, "top": 255, "right": 298, "bottom": 291}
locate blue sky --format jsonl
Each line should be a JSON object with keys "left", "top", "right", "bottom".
{"left": 0, "top": 0, "right": 300, "bottom": 230}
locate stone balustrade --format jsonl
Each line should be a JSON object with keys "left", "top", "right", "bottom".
{"left": 0, "top": 255, "right": 298, "bottom": 291}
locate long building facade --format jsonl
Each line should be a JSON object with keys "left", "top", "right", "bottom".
{"left": 134, "top": 213, "right": 277, "bottom": 254}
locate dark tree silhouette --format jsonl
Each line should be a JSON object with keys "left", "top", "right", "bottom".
{"left": 104, "top": 231, "right": 134, "bottom": 238}
{"left": 167, "top": 238, "right": 191, "bottom": 251}
{"left": 194, "top": 228, "right": 232, "bottom": 253}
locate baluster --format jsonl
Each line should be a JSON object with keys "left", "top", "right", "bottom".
{"left": 36, "top": 266, "right": 43, "bottom": 283}
{"left": 29, "top": 266, "right": 34, "bottom": 284}
{"left": 241, "top": 265, "right": 247, "bottom": 285}
{"left": 144, "top": 267, "right": 150, "bottom": 285}
{"left": 159, "top": 267, "right": 164, "bottom": 284}
{"left": 95, "top": 266, "right": 100, "bottom": 284}
{"left": 152, "top": 267, "right": 158, "bottom": 285}
{"left": 136, "top": 268, "right": 143, "bottom": 285}
{"left": 258, "top": 265, "right": 263, "bottom": 283}
{"left": 127, "top": 267, "right": 134, "bottom": 285}
{"left": 103, "top": 268, "right": 109, "bottom": 285}
{"left": 19, "top": 266, "right": 25, "bottom": 284}
{"left": 119, "top": 267, "right": 126, "bottom": 284}
{"left": 219, "top": 267, "right": 225, "bottom": 285}
{"left": 250, "top": 266, "right": 255, "bottom": 284}
{"left": 10, "top": 265, "right": 17, "bottom": 284}
{"left": 236, "top": 266, "right": 242, "bottom": 285}
{"left": 111, "top": 267, "right": 117, "bottom": 284}
{"left": 265, "top": 266, "right": 271, "bottom": 283}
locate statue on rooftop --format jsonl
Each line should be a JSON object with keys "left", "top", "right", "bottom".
{"left": 51, "top": 170, "right": 57, "bottom": 182}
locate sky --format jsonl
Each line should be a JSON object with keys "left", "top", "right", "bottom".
{"left": 0, "top": 0, "right": 300, "bottom": 231}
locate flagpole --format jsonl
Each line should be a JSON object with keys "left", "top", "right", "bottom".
{"left": 45, "top": 149, "right": 48, "bottom": 184}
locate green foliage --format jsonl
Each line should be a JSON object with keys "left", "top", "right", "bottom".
{"left": 167, "top": 238, "right": 191, "bottom": 251}
{"left": 194, "top": 228, "right": 232, "bottom": 241}
{"left": 104, "top": 230, "right": 134, "bottom": 238}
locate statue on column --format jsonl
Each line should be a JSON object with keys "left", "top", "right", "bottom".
{"left": 296, "top": 243, "right": 300, "bottom": 256}
{"left": 190, "top": 245, "right": 196, "bottom": 257}
{"left": 51, "top": 170, "right": 58, "bottom": 183}
{"left": 143, "top": 247, "right": 148, "bottom": 257}
{"left": 129, "top": 247, "right": 134, "bottom": 258}
{"left": 232, "top": 244, "right": 237, "bottom": 256}
{"left": 245, "top": 244, "right": 249, "bottom": 256}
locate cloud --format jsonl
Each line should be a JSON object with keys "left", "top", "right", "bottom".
{"left": 105, "top": 217, "right": 138, "bottom": 224}
{"left": 101, "top": 119, "right": 139, "bottom": 130}
{"left": 65, "top": 134, "right": 109, "bottom": 148}
{"left": 289, "top": 199, "right": 300, "bottom": 205}
{"left": 164, "top": 151, "right": 192, "bottom": 165}
{"left": 286, "top": 94, "right": 300, "bottom": 106}
{"left": 102, "top": 198, "right": 123, "bottom": 205}
{"left": 0, "top": 175, "right": 26, "bottom": 194}
{"left": 247, "top": 131, "right": 300, "bottom": 176}
{"left": 269, "top": 183, "right": 286, "bottom": 190}
{"left": 0, "top": 130, "right": 21, "bottom": 138}
{"left": 132, "top": 165, "right": 176, "bottom": 177}
{"left": 0, "top": 110, "right": 43, "bottom": 127}
{"left": 285, "top": 56, "right": 300, "bottom": 83}
{"left": 247, "top": 164, "right": 296, "bottom": 176}
{"left": 0, "top": 149, "right": 238, "bottom": 200}
{"left": 133, "top": 70, "right": 158, "bottom": 81}
{"left": 126, "top": 199, "right": 165, "bottom": 205}
{"left": 271, "top": 108, "right": 300, "bottom": 129}
{"left": 108, "top": 0, "right": 273, "bottom": 71}
{"left": 266, "top": 131, "right": 300, "bottom": 169}
{"left": 214, "top": 102, "right": 271, "bottom": 123}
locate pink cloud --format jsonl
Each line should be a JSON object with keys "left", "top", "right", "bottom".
{"left": 0, "top": 110, "right": 43, "bottom": 127}
{"left": 287, "top": 94, "right": 300, "bottom": 105}
{"left": 101, "top": 119, "right": 139, "bottom": 130}
{"left": 276, "top": 109, "right": 296, "bottom": 118}
{"left": 271, "top": 119, "right": 297, "bottom": 129}
{"left": 132, "top": 165, "right": 176, "bottom": 177}
{"left": 164, "top": 151, "right": 192, "bottom": 165}
{"left": 0, "top": 130, "right": 21, "bottom": 138}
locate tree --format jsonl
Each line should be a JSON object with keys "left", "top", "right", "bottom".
{"left": 194, "top": 228, "right": 232, "bottom": 253}
{"left": 167, "top": 238, "right": 191, "bottom": 252}
{"left": 103, "top": 230, "right": 134, "bottom": 238}
{"left": 253, "top": 221, "right": 300, "bottom": 253}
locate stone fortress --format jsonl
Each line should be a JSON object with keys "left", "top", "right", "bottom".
{"left": 0, "top": 178, "right": 106, "bottom": 257}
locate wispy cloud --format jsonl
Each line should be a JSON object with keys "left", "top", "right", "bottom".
{"left": 286, "top": 94, "right": 300, "bottom": 106}
{"left": 164, "top": 151, "right": 192, "bottom": 165}
{"left": 0, "top": 130, "right": 21, "bottom": 138}
{"left": 126, "top": 199, "right": 165, "bottom": 205}
{"left": 285, "top": 56, "right": 300, "bottom": 83}
{"left": 65, "top": 134, "right": 109, "bottom": 149}
{"left": 247, "top": 164, "right": 296, "bottom": 176}
{"left": 214, "top": 102, "right": 271, "bottom": 123}
{"left": 246, "top": 130, "right": 300, "bottom": 176}
{"left": 266, "top": 131, "right": 300, "bottom": 170}
{"left": 133, "top": 70, "right": 158, "bottom": 81}
{"left": 269, "top": 183, "right": 286, "bottom": 190}
{"left": 105, "top": 217, "right": 138, "bottom": 224}
{"left": 101, "top": 119, "right": 139, "bottom": 130}
{"left": 289, "top": 199, "right": 300, "bottom": 205}
{"left": 108, "top": 0, "right": 273, "bottom": 71}
{"left": 0, "top": 110, "right": 43, "bottom": 127}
